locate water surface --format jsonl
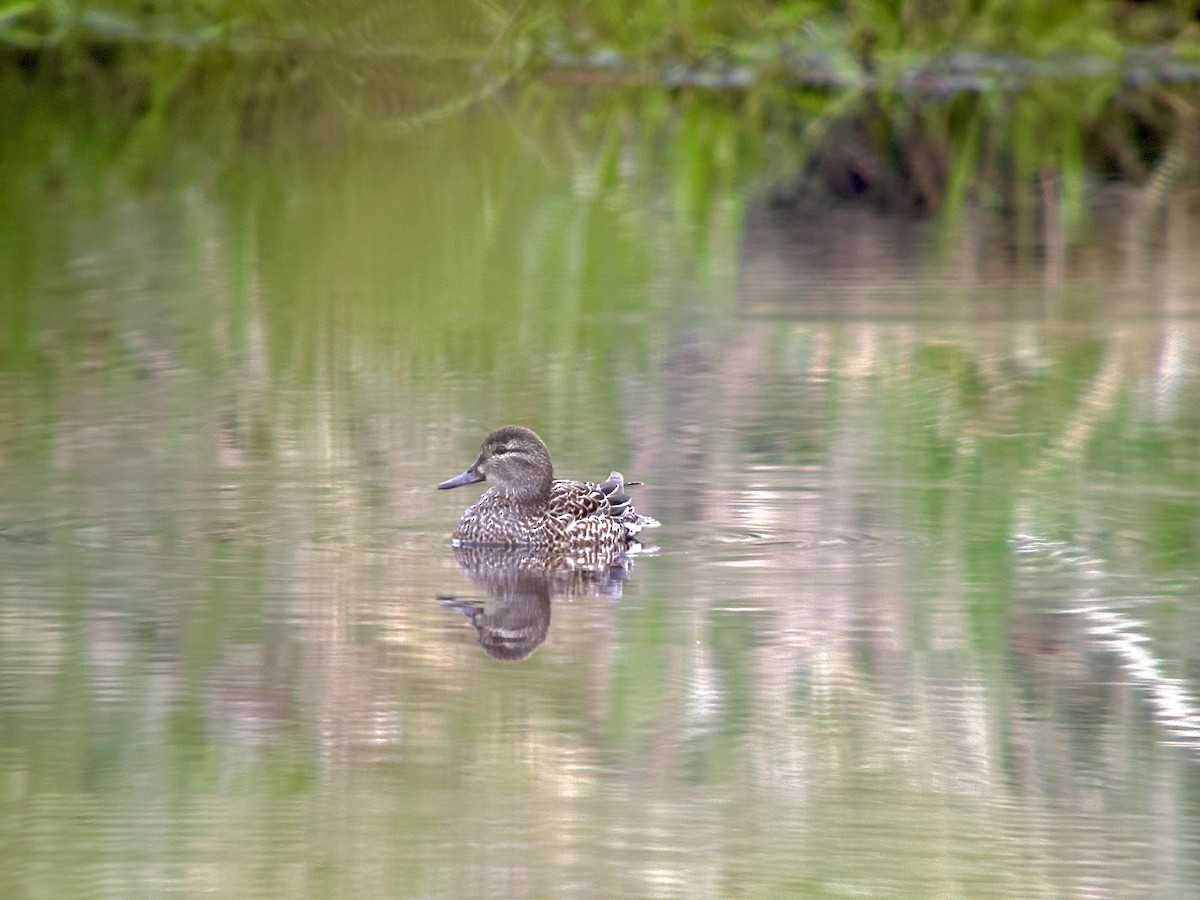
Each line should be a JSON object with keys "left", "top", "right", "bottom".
{"left": 2, "top": 110, "right": 1199, "bottom": 897}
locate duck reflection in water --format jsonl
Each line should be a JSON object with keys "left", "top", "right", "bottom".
{"left": 439, "top": 546, "right": 635, "bottom": 661}
{"left": 438, "top": 426, "right": 657, "bottom": 660}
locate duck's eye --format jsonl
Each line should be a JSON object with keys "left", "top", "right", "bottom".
{"left": 492, "top": 444, "right": 510, "bottom": 456}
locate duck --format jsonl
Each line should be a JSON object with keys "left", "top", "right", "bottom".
{"left": 438, "top": 425, "right": 658, "bottom": 551}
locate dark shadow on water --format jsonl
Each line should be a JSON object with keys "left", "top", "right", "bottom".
{"left": 438, "top": 544, "right": 640, "bottom": 661}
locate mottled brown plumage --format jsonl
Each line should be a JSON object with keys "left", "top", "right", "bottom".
{"left": 438, "top": 426, "right": 658, "bottom": 550}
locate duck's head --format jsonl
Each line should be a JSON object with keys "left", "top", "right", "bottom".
{"left": 438, "top": 425, "right": 554, "bottom": 504}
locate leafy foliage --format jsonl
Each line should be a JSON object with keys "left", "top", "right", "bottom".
{"left": 3, "top": 0, "right": 1200, "bottom": 227}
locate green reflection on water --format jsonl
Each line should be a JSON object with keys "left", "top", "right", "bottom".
{"left": 1, "top": 82, "right": 1200, "bottom": 897}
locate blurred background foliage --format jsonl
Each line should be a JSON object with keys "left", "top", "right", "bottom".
{"left": 2, "top": 0, "right": 1200, "bottom": 229}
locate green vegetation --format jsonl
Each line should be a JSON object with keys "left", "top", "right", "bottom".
{"left": 539, "top": 0, "right": 1200, "bottom": 227}
{"left": 3, "top": 0, "right": 1200, "bottom": 229}
{"left": 3, "top": 13, "right": 1200, "bottom": 893}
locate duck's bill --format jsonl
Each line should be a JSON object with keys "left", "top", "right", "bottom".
{"left": 438, "top": 465, "right": 485, "bottom": 490}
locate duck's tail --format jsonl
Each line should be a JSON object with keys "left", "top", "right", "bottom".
{"left": 601, "top": 471, "right": 660, "bottom": 534}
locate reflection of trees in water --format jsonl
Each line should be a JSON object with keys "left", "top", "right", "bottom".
{"left": 616, "top": 191, "right": 1200, "bottom": 876}
{"left": 9, "top": 177, "right": 1200, "bottom": 894}
{"left": 1012, "top": 533, "right": 1200, "bottom": 756}
{"left": 439, "top": 545, "right": 636, "bottom": 661}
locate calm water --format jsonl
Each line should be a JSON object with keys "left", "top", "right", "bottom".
{"left": 2, "top": 106, "right": 1200, "bottom": 897}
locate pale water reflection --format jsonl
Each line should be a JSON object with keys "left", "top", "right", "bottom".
{"left": 2, "top": 120, "right": 1200, "bottom": 896}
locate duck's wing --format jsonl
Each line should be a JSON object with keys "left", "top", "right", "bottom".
{"left": 606, "top": 471, "right": 659, "bottom": 532}
{"left": 597, "top": 471, "right": 632, "bottom": 517}
{"left": 547, "top": 479, "right": 611, "bottom": 520}
{"left": 550, "top": 473, "right": 659, "bottom": 533}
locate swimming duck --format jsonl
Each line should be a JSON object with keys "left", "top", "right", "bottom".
{"left": 438, "top": 425, "right": 658, "bottom": 550}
